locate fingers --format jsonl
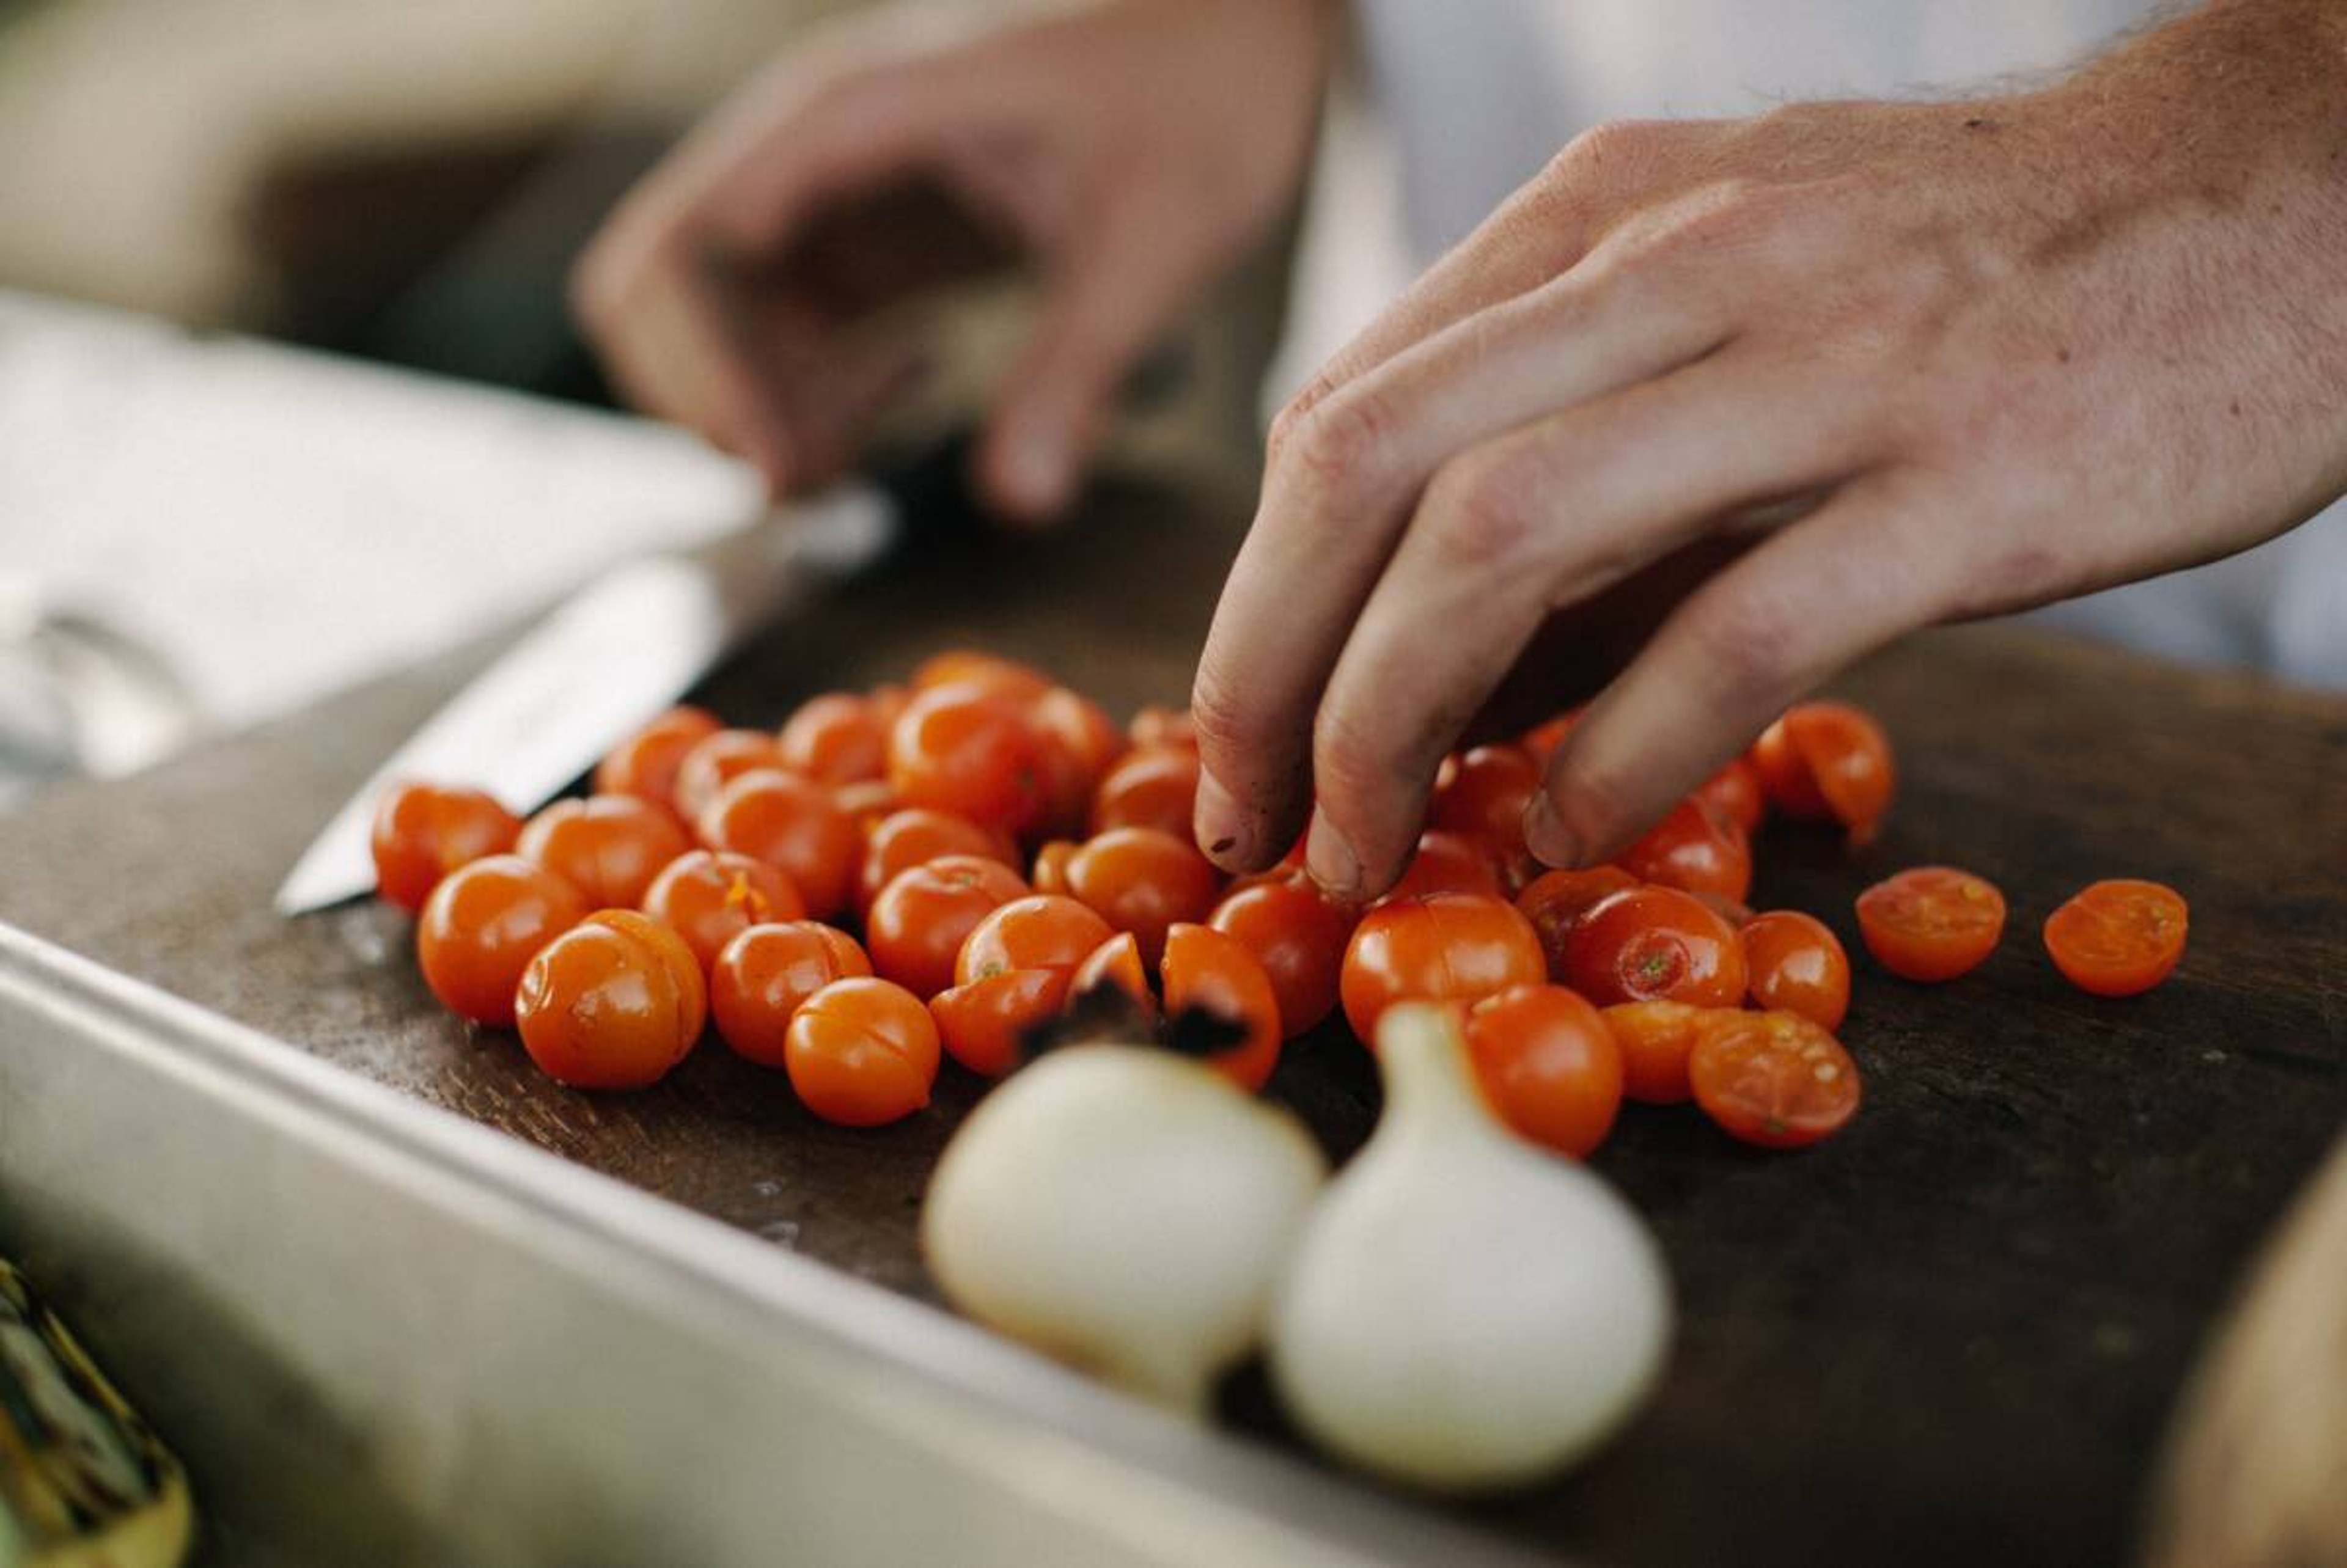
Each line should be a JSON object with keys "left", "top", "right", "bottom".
{"left": 1526, "top": 472, "right": 1945, "bottom": 867}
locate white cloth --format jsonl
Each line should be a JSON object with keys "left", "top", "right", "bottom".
{"left": 1340, "top": 1, "right": 2347, "bottom": 687}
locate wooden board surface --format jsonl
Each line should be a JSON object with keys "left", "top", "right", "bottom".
{"left": 2, "top": 464, "right": 2342, "bottom": 1568}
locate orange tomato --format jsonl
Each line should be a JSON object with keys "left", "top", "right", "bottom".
{"left": 416, "top": 854, "right": 587, "bottom": 1026}
{"left": 1071, "top": 930, "right": 1157, "bottom": 1022}
{"left": 593, "top": 705, "right": 721, "bottom": 812}
{"left": 696, "top": 769, "right": 860, "bottom": 919}
{"left": 1739, "top": 909, "right": 1853, "bottom": 1030}
{"left": 371, "top": 781, "right": 522, "bottom": 912}
{"left": 710, "top": 921, "right": 872, "bottom": 1068}
{"left": 956, "top": 894, "right": 1115, "bottom": 986}
{"left": 1029, "top": 687, "right": 1125, "bottom": 833}
{"left": 1339, "top": 892, "right": 1546, "bottom": 1044}
{"left": 1062, "top": 826, "right": 1221, "bottom": 969}
{"left": 1090, "top": 744, "right": 1201, "bottom": 840}
{"left": 1855, "top": 866, "right": 2006, "bottom": 983}
{"left": 785, "top": 977, "right": 940, "bottom": 1126}
{"left": 856, "top": 807, "right": 1016, "bottom": 914}
{"left": 1464, "top": 984, "right": 1625, "bottom": 1157}
{"left": 640, "top": 850, "right": 804, "bottom": 972}
{"left": 2043, "top": 879, "right": 2188, "bottom": 997}
{"left": 1159, "top": 923, "right": 1283, "bottom": 1091}
{"left": 929, "top": 967, "right": 1071, "bottom": 1078}
{"left": 671, "top": 728, "right": 792, "bottom": 824}
{"left": 886, "top": 681, "right": 1046, "bottom": 835}
{"left": 1207, "top": 874, "right": 1351, "bottom": 1037}
{"left": 865, "top": 855, "right": 1029, "bottom": 1000}
{"left": 1617, "top": 797, "right": 1752, "bottom": 904}
{"left": 1599, "top": 999, "right": 1732, "bottom": 1105}
{"left": 1752, "top": 702, "right": 1895, "bottom": 841}
{"left": 1126, "top": 705, "right": 1197, "bottom": 751}
{"left": 1562, "top": 885, "right": 1747, "bottom": 1008}
{"left": 1689, "top": 1009, "right": 1862, "bottom": 1149}
{"left": 515, "top": 910, "right": 707, "bottom": 1089}
{"left": 516, "top": 793, "right": 691, "bottom": 909}
{"left": 1030, "top": 838, "right": 1079, "bottom": 896}
{"left": 777, "top": 692, "right": 889, "bottom": 786}
{"left": 910, "top": 650, "right": 1052, "bottom": 700}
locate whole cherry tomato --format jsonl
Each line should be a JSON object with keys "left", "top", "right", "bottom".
{"left": 1740, "top": 909, "right": 1853, "bottom": 1029}
{"left": 516, "top": 793, "right": 690, "bottom": 909}
{"left": 1429, "top": 745, "right": 1539, "bottom": 852}
{"left": 910, "top": 650, "right": 1052, "bottom": 700}
{"left": 1062, "top": 826, "right": 1221, "bottom": 969}
{"left": 1159, "top": 922, "right": 1282, "bottom": 1091}
{"left": 1029, "top": 687, "right": 1125, "bottom": 834}
{"left": 515, "top": 910, "right": 707, "bottom": 1089}
{"left": 1855, "top": 866, "right": 2006, "bottom": 983}
{"left": 416, "top": 854, "right": 587, "bottom": 1026}
{"left": 1464, "top": 984, "right": 1625, "bottom": 1157}
{"left": 640, "top": 849, "right": 804, "bottom": 971}
{"left": 1030, "top": 839, "right": 1079, "bottom": 896}
{"left": 593, "top": 705, "right": 721, "bottom": 811}
{"left": 930, "top": 967, "right": 1072, "bottom": 1077}
{"left": 2043, "top": 879, "right": 2189, "bottom": 997}
{"left": 1380, "top": 829, "right": 1503, "bottom": 904}
{"left": 1563, "top": 885, "right": 1747, "bottom": 1008}
{"left": 886, "top": 681, "right": 1045, "bottom": 835}
{"left": 956, "top": 894, "right": 1115, "bottom": 986}
{"left": 1617, "top": 797, "right": 1753, "bottom": 904}
{"left": 1694, "top": 755, "right": 1768, "bottom": 833}
{"left": 371, "top": 781, "right": 522, "bottom": 912}
{"left": 1090, "top": 744, "right": 1200, "bottom": 840}
{"left": 710, "top": 921, "right": 872, "bottom": 1068}
{"left": 1207, "top": 874, "right": 1351, "bottom": 1037}
{"left": 1751, "top": 702, "right": 1895, "bottom": 841}
{"left": 1516, "top": 865, "right": 1640, "bottom": 978}
{"left": 777, "top": 692, "right": 889, "bottom": 785}
{"left": 1126, "top": 705, "right": 1197, "bottom": 751}
{"left": 857, "top": 807, "right": 1017, "bottom": 914}
{"left": 1518, "top": 709, "right": 1582, "bottom": 767}
{"left": 1689, "top": 1009, "right": 1862, "bottom": 1149}
{"left": 832, "top": 778, "right": 899, "bottom": 832}
{"left": 866, "top": 855, "right": 1030, "bottom": 1000}
{"left": 786, "top": 977, "right": 941, "bottom": 1126}
{"left": 1339, "top": 892, "right": 1546, "bottom": 1044}
{"left": 696, "top": 769, "right": 860, "bottom": 919}
{"left": 672, "top": 728, "right": 791, "bottom": 824}
{"left": 1599, "top": 999, "right": 1736, "bottom": 1104}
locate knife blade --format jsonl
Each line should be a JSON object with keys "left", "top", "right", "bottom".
{"left": 274, "top": 482, "right": 897, "bottom": 915}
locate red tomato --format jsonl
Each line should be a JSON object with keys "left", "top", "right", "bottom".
{"left": 710, "top": 921, "right": 872, "bottom": 1068}
{"left": 1562, "top": 885, "right": 1747, "bottom": 1008}
{"left": 1464, "top": 984, "right": 1625, "bottom": 1157}
{"left": 1855, "top": 866, "right": 2006, "bottom": 983}
{"left": 856, "top": 807, "right": 1017, "bottom": 914}
{"left": 1429, "top": 745, "right": 1539, "bottom": 852}
{"left": 1339, "top": 892, "right": 1546, "bottom": 1044}
{"left": 672, "top": 728, "right": 791, "bottom": 824}
{"left": 777, "top": 692, "right": 889, "bottom": 786}
{"left": 371, "top": 781, "right": 522, "bottom": 912}
{"left": 1599, "top": 999, "right": 1735, "bottom": 1104}
{"left": 1741, "top": 909, "right": 1853, "bottom": 1029}
{"left": 886, "top": 681, "right": 1045, "bottom": 835}
{"left": 1689, "top": 1009, "right": 1862, "bottom": 1149}
{"left": 696, "top": 769, "right": 860, "bottom": 919}
{"left": 865, "top": 855, "right": 1030, "bottom": 1000}
{"left": 1090, "top": 744, "right": 1201, "bottom": 840}
{"left": 1515, "top": 865, "right": 1640, "bottom": 978}
{"left": 1518, "top": 709, "right": 1582, "bottom": 767}
{"left": 515, "top": 910, "right": 707, "bottom": 1089}
{"left": 1617, "top": 797, "right": 1753, "bottom": 904}
{"left": 1062, "top": 826, "right": 1221, "bottom": 969}
{"left": 1380, "top": 829, "right": 1503, "bottom": 904}
{"left": 786, "top": 977, "right": 940, "bottom": 1126}
{"left": 1207, "top": 874, "right": 1350, "bottom": 1037}
{"left": 1030, "top": 839, "right": 1079, "bottom": 896}
{"left": 1160, "top": 922, "right": 1283, "bottom": 1091}
{"left": 909, "top": 650, "right": 1052, "bottom": 700}
{"left": 516, "top": 793, "right": 691, "bottom": 909}
{"left": 956, "top": 894, "right": 1115, "bottom": 985}
{"left": 2043, "top": 879, "right": 2189, "bottom": 997}
{"left": 416, "top": 854, "right": 587, "bottom": 1027}
{"left": 1752, "top": 702, "right": 1895, "bottom": 841}
{"left": 640, "top": 849, "right": 805, "bottom": 972}
{"left": 1126, "top": 705, "right": 1197, "bottom": 751}
{"left": 593, "top": 705, "right": 721, "bottom": 812}
{"left": 1029, "top": 687, "right": 1125, "bottom": 834}
{"left": 1694, "top": 755, "right": 1767, "bottom": 833}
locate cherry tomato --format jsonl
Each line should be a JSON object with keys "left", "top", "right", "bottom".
{"left": 1126, "top": 705, "right": 1197, "bottom": 750}
{"left": 1689, "top": 1009, "right": 1862, "bottom": 1149}
{"left": 1430, "top": 745, "right": 1539, "bottom": 852}
{"left": 777, "top": 692, "right": 889, "bottom": 786}
{"left": 1689, "top": 889, "right": 1757, "bottom": 928}
{"left": 1563, "top": 885, "right": 1747, "bottom": 1008}
{"left": 1030, "top": 839, "right": 1079, "bottom": 896}
{"left": 1752, "top": 702, "right": 1895, "bottom": 841}
{"left": 1464, "top": 984, "right": 1625, "bottom": 1157}
{"left": 672, "top": 728, "right": 791, "bottom": 824}
{"left": 785, "top": 977, "right": 940, "bottom": 1126}
{"left": 956, "top": 894, "right": 1115, "bottom": 985}
{"left": 857, "top": 807, "right": 1016, "bottom": 914}
{"left": 865, "top": 855, "right": 1029, "bottom": 1000}
{"left": 416, "top": 854, "right": 587, "bottom": 1026}
{"left": 1160, "top": 922, "right": 1282, "bottom": 1091}
{"left": 1071, "top": 929, "right": 1157, "bottom": 1021}
{"left": 910, "top": 650, "right": 1052, "bottom": 700}
{"left": 1062, "top": 826, "right": 1221, "bottom": 969}
{"left": 640, "top": 849, "right": 804, "bottom": 972}
{"left": 1029, "top": 687, "right": 1125, "bottom": 833}
{"left": 516, "top": 793, "right": 690, "bottom": 909}
{"left": 1207, "top": 874, "right": 1350, "bottom": 1037}
{"left": 1518, "top": 709, "right": 1582, "bottom": 767}
{"left": 1515, "top": 865, "right": 1640, "bottom": 978}
{"left": 929, "top": 966, "right": 1071, "bottom": 1078}
{"left": 696, "top": 769, "right": 860, "bottom": 919}
{"left": 886, "top": 681, "right": 1045, "bottom": 835}
{"left": 1599, "top": 1000, "right": 1736, "bottom": 1104}
{"left": 1339, "top": 892, "right": 1546, "bottom": 1044}
{"left": 1741, "top": 909, "right": 1853, "bottom": 1029}
{"left": 515, "top": 910, "right": 707, "bottom": 1089}
{"left": 1618, "top": 797, "right": 1752, "bottom": 904}
{"left": 710, "top": 921, "right": 872, "bottom": 1068}
{"left": 371, "top": 781, "right": 522, "bottom": 912}
{"left": 1380, "top": 829, "right": 1503, "bottom": 904}
{"left": 1694, "top": 755, "right": 1767, "bottom": 833}
{"left": 2043, "top": 879, "right": 2189, "bottom": 997}
{"left": 1090, "top": 744, "right": 1200, "bottom": 840}
{"left": 593, "top": 705, "right": 721, "bottom": 811}
{"left": 1855, "top": 866, "right": 2006, "bottom": 983}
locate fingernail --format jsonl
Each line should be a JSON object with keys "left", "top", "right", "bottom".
{"left": 1193, "top": 771, "right": 1251, "bottom": 870}
{"left": 1306, "top": 814, "right": 1363, "bottom": 901}
{"left": 1523, "top": 790, "right": 1582, "bottom": 869}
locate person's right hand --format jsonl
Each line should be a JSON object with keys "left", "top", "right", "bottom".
{"left": 571, "top": 0, "right": 1332, "bottom": 521}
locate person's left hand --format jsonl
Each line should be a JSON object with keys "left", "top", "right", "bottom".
{"left": 1189, "top": 5, "right": 2347, "bottom": 900}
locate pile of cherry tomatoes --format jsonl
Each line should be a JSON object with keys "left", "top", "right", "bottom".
{"left": 372, "top": 650, "right": 2187, "bottom": 1152}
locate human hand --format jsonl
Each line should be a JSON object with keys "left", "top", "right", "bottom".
{"left": 572, "top": 0, "right": 1331, "bottom": 521}
{"left": 1191, "top": 0, "right": 2347, "bottom": 898}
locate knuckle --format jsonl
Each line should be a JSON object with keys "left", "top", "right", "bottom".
{"left": 1421, "top": 452, "right": 1544, "bottom": 573}
{"left": 1273, "top": 388, "right": 1398, "bottom": 499}
{"left": 1544, "top": 119, "right": 1673, "bottom": 190}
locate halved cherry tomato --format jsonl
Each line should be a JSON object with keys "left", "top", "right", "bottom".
{"left": 2043, "top": 879, "right": 2189, "bottom": 997}
{"left": 930, "top": 967, "right": 1071, "bottom": 1077}
{"left": 1090, "top": 744, "right": 1200, "bottom": 840}
{"left": 1430, "top": 745, "right": 1538, "bottom": 852}
{"left": 956, "top": 893, "right": 1115, "bottom": 985}
{"left": 1029, "top": 687, "right": 1125, "bottom": 834}
{"left": 1689, "top": 1009, "right": 1862, "bottom": 1149}
{"left": 1464, "top": 984, "right": 1624, "bottom": 1157}
{"left": 371, "top": 781, "right": 522, "bottom": 912}
{"left": 1599, "top": 999, "right": 1735, "bottom": 1104}
{"left": 886, "top": 681, "right": 1045, "bottom": 835}
{"left": 1062, "top": 826, "right": 1221, "bottom": 969}
{"left": 857, "top": 807, "right": 1017, "bottom": 914}
{"left": 1160, "top": 923, "right": 1283, "bottom": 1091}
{"left": 1126, "top": 705, "right": 1197, "bottom": 751}
{"left": 710, "top": 921, "right": 872, "bottom": 1067}
{"left": 1516, "top": 865, "right": 1640, "bottom": 979}
{"left": 777, "top": 692, "right": 889, "bottom": 786}
{"left": 1207, "top": 874, "right": 1350, "bottom": 1037}
{"left": 1030, "top": 839, "right": 1079, "bottom": 896}
{"left": 1339, "top": 892, "right": 1546, "bottom": 1044}
{"left": 1752, "top": 702, "right": 1895, "bottom": 841}
{"left": 786, "top": 977, "right": 940, "bottom": 1126}
{"left": 865, "top": 855, "right": 1029, "bottom": 1000}
{"left": 1693, "top": 754, "right": 1767, "bottom": 833}
{"left": 417, "top": 854, "right": 587, "bottom": 1026}
{"left": 1740, "top": 909, "right": 1853, "bottom": 1029}
{"left": 517, "top": 793, "right": 690, "bottom": 909}
{"left": 593, "top": 705, "right": 721, "bottom": 812}
{"left": 1856, "top": 866, "right": 2005, "bottom": 983}
{"left": 1618, "top": 797, "right": 1752, "bottom": 904}
{"left": 1563, "top": 885, "right": 1747, "bottom": 1008}
{"left": 515, "top": 910, "right": 707, "bottom": 1089}
{"left": 910, "top": 650, "right": 1052, "bottom": 700}
{"left": 640, "top": 850, "right": 804, "bottom": 972}
{"left": 1380, "top": 829, "right": 1503, "bottom": 904}
{"left": 672, "top": 728, "right": 791, "bottom": 824}
{"left": 696, "top": 769, "right": 861, "bottom": 920}
{"left": 1071, "top": 929, "right": 1156, "bottom": 1022}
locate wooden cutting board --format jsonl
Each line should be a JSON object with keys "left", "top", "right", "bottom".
{"left": 1, "top": 470, "right": 2341, "bottom": 1568}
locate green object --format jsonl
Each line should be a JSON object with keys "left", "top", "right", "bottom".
{"left": 0, "top": 1261, "right": 189, "bottom": 1568}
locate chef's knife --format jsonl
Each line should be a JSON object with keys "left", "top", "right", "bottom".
{"left": 274, "top": 482, "right": 897, "bottom": 915}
